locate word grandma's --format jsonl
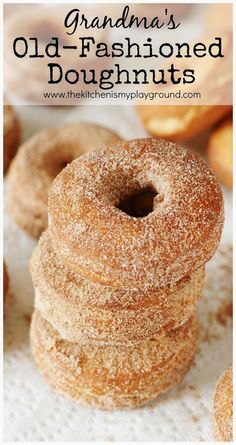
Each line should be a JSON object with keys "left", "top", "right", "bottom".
{"left": 63, "top": 6, "right": 180, "bottom": 33}
{"left": 12, "top": 35, "right": 224, "bottom": 90}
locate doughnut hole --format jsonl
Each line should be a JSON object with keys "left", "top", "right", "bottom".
{"left": 117, "top": 186, "right": 163, "bottom": 218}
{"left": 43, "top": 149, "right": 74, "bottom": 178}
{"left": 47, "top": 157, "right": 74, "bottom": 178}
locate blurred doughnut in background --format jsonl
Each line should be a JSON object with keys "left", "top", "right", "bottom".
{"left": 3, "top": 262, "right": 9, "bottom": 304}
{"left": 136, "top": 30, "right": 232, "bottom": 142}
{"left": 207, "top": 115, "right": 233, "bottom": 190}
{"left": 4, "top": 104, "right": 21, "bottom": 174}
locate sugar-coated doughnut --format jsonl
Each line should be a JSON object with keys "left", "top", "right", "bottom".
{"left": 30, "top": 229, "right": 204, "bottom": 344}
{"left": 207, "top": 116, "right": 233, "bottom": 190}
{"left": 7, "top": 123, "right": 121, "bottom": 239}
{"left": 49, "top": 138, "right": 224, "bottom": 288}
{"left": 213, "top": 365, "right": 233, "bottom": 442}
{"left": 137, "top": 105, "right": 231, "bottom": 142}
{"left": 3, "top": 262, "right": 9, "bottom": 303}
{"left": 4, "top": 104, "right": 21, "bottom": 174}
{"left": 30, "top": 310, "right": 199, "bottom": 410}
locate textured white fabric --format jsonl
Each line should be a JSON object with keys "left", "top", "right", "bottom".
{"left": 4, "top": 106, "right": 232, "bottom": 442}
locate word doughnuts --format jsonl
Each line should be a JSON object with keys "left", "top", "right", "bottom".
{"left": 49, "top": 138, "right": 224, "bottom": 288}
{"left": 207, "top": 116, "right": 233, "bottom": 190}
{"left": 30, "top": 310, "right": 199, "bottom": 410}
{"left": 7, "top": 123, "right": 121, "bottom": 238}
{"left": 4, "top": 105, "right": 21, "bottom": 174}
{"left": 213, "top": 366, "right": 233, "bottom": 441}
{"left": 30, "top": 229, "right": 204, "bottom": 344}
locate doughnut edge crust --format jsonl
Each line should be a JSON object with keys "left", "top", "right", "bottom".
{"left": 30, "top": 229, "right": 204, "bottom": 344}
{"left": 30, "top": 310, "right": 199, "bottom": 410}
{"left": 48, "top": 137, "right": 224, "bottom": 288}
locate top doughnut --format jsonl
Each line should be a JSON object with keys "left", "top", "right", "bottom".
{"left": 49, "top": 138, "right": 224, "bottom": 288}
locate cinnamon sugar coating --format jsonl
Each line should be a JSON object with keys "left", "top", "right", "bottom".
{"left": 30, "top": 229, "right": 204, "bottom": 344}
{"left": 7, "top": 123, "right": 121, "bottom": 238}
{"left": 213, "top": 365, "right": 233, "bottom": 441}
{"left": 48, "top": 138, "right": 224, "bottom": 288}
{"left": 30, "top": 310, "right": 199, "bottom": 410}
{"left": 4, "top": 104, "right": 21, "bottom": 174}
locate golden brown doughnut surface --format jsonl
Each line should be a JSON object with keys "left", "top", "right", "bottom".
{"left": 137, "top": 105, "right": 231, "bottom": 142}
{"left": 207, "top": 116, "right": 233, "bottom": 190}
{"left": 30, "top": 229, "right": 204, "bottom": 344}
{"left": 30, "top": 310, "right": 199, "bottom": 410}
{"left": 4, "top": 104, "right": 21, "bottom": 174}
{"left": 7, "top": 123, "right": 121, "bottom": 238}
{"left": 213, "top": 365, "right": 233, "bottom": 442}
{"left": 49, "top": 138, "right": 224, "bottom": 288}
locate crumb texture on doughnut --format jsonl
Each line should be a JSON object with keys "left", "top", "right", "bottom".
{"left": 7, "top": 123, "right": 121, "bottom": 238}
{"left": 30, "top": 310, "right": 199, "bottom": 410}
{"left": 49, "top": 138, "right": 224, "bottom": 288}
{"left": 4, "top": 104, "right": 21, "bottom": 174}
{"left": 30, "top": 229, "right": 204, "bottom": 344}
{"left": 213, "top": 365, "right": 233, "bottom": 442}
{"left": 207, "top": 116, "right": 233, "bottom": 190}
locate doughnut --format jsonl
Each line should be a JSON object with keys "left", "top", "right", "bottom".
{"left": 30, "top": 310, "right": 199, "bottom": 409}
{"left": 48, "top": 138, "right": 224, "bottom": 288}
{"left": 3, "top": 262, "right": 9, "bottom": 303}
{"left": 30, "top": 229, "right": 204, "bottom": 344}
{"left": 4, "top": 6, "right": 108, "bottom": 103}
{"left": 137, "top": 105, "right": 231, "bottom": 143}
{"left": 4, "top": 104, "right": 21, "bottom": 174}
{"left": 137, "top": 32, "right": 232, "bottom": 142}
{"left": 213, "top": 366, "right": 233, "bottom": 441}
{"left": 207, "top": 116, "right": 233, "bottom": 190}
{"left": 7, "top": 123, "right": 121, "bottom": 238}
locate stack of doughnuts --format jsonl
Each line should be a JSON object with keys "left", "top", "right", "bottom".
{"left": 30, "top": 138, "right": 224, "bottom": 409}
